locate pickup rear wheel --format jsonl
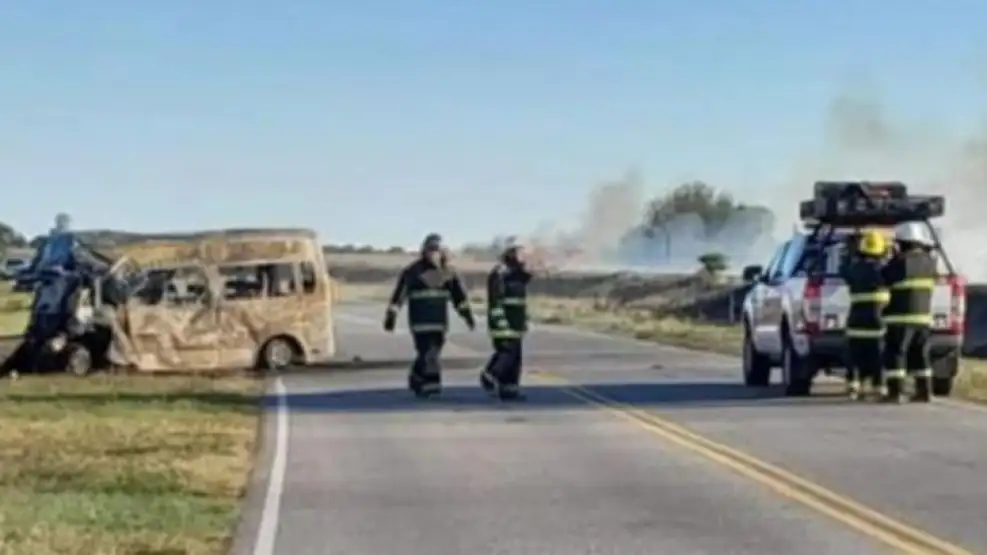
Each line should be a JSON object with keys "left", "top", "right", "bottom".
{"left": 781, "top": 334, "right": 812, "bottom": 397}
{"left": 932, "top": 353, "right": 959, "bottom": 397}
{"left": 743, "top": 325, "right": 771, "bottom": 387}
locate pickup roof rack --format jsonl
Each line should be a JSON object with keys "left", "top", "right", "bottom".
{"left": 797, "top": 181, "right": 955, "bottom": 275}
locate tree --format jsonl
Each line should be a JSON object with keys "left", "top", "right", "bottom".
{"left": 697, "top": 251, "right": 728, "bottom": 278}
{"left": 643, "top": 181, "right": 740, "bottom": 257}
{"left": 0, "top": 222, "right": 27, "bottom": 251}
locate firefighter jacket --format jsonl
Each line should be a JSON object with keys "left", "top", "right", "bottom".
{"left": 388, "top": 259, "right": 471, "bottom": 333}
{"left": 839, "top": 256, "right": 889, "bottom": 338}
{"left": 487, "top": 263, "right": 532, "bottom": 339}
{"left": 881, "top": 248, "right": 938, "bottom": 327}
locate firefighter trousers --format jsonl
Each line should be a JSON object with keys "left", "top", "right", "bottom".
{"left": 883, "top": 324, "right": 932, "bottom": 393}
{"left": 481, "top": 337, "right": 524, "bottom": 394}
{"left": 409, "top": 331, "right": 445, "bottom": 394}
{"left": 845, "top": 336, "right": 883, "bottom": 390}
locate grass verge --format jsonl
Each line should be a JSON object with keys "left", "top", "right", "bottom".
{"left": 527, "top": 296, "right": 987, "bottom": 403}
{"left": 0, "top": 281, "right": 31, "bottom": 337}
{"left": 0, "top": 374, "right": 263, "bottom": 555}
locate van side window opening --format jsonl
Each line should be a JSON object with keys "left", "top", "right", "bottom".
{"left": 300, "top": 261, "right": 318, "bottom": 294}
{"left": 220, "top": 263, "right": 297, "bottom": 300}
{"left": 133, "top": 267, "right": 208, "bottom": 307}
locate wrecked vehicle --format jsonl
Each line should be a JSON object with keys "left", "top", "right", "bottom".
{"left": 3, "top": 228, "right": 336, "bottom": 375}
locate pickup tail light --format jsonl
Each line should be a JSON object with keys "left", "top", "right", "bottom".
{"left": 941, "top": 275, "right": 966, "bottom": 334}
{"left": 801, "top": 277, "right": 823, "bottom": 334}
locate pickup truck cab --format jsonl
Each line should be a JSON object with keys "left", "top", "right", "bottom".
{"left": 740, "top": 182, "right": 965, "bottom": 397}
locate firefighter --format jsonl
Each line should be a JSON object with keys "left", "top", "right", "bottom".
{"left": 480, "top": 244, "right": 532, "bottom": 400}
{"left": 382, "top": 233, "right": 475, "bottom": 398}
{"left": 840, "top": 229, "right": 890, "bottom": 400}
{"left": 881, "top": 221, "right": 938, "bottom": 403}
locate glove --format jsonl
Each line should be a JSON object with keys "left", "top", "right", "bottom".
{"left": 383, "top": 310, "right": 397, "bottom": 332}
{"left": 494, "top": 318, "right": 508, "bottom": 329}
{"left": 462, "top": 311, "right": 476, "bottom": 331}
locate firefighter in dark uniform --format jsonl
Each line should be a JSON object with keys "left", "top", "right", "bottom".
{"left": 881, "top": 221, "right": 938, "bottom": 403}
{"left": 383, "top": 233, "right": 475, "bottom": 398}
{"left": 839, "top": 229, "right": 890, "bottom": 400}
{"left": 480, "top": 244, "right": 532, "bottom": 400}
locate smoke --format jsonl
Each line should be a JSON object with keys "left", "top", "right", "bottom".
{"left": 782, "top": 92, "right": 987, "bottom": 279}
{"left": 515, "top": 90, "right": 987, "bottom": 278}
{"left": 517, "top": 171, "right": 777, "bottom": 273}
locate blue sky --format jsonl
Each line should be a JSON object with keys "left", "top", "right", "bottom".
{"left": 2, "top": 1, "right": 985, "bottom": 247}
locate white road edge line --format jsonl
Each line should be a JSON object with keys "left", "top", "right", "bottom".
{"left": 252, "top": 376, "right": 289, "bottom": 555}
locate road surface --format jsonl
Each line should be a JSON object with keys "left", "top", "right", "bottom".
{"left": 232, "top": 302, "right": 987, "bottom": 555}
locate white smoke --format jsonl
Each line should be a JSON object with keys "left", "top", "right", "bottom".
{"left": 509, "top": 90, "right": 987, "bottom": 279}
{"left": 781, "top": 93, "right": 987, "bottom": 279}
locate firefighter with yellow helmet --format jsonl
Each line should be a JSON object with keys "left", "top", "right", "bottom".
{"left": 840, "top": 228, "right": 890, "bottom": 400}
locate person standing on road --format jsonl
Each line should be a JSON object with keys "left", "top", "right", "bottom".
{"left": 383, "top": 233, "right": 475, "bottom": 398}
{"left": 881, "top": 222, "right": 938, "bottom": 403}
{"left": 480, "top": 244, "right": 533, "bottom": 400}
{"left": 839, "top": 229, "right": 890, "bottom": 400}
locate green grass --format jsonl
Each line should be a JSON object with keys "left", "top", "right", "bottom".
{"left": 527, "top": 296, "right": 987, "bottom": 403}
{"left": 0, "top": 375, "right": 263, "bottom": 555}
{"left": 0, "top": 281, "right": 31, "bottom": 337}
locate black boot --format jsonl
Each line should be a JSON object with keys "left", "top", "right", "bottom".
{"left": 911, "top": 376, "right": 932, "bottom": 403}
{"left": 416, "top": 380, "right": 441, "bottom": 399}
{"left": 882, "top": 378, "right": 906, "bottom": 404}
{"left": 480, "top": 372, "right": 497, "bottom": 395}
{"left": 498, "top": 384, "right": 525, "bottom": 401}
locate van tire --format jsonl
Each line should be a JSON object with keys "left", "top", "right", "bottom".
{"left": 64, "top": 344, "right": 93, "bottom": 376}
{"left": 259, "top": 337, "right": 296, "bottom": 371}
{"left": 743, "top": 324, "right": 771, "bottom": 387}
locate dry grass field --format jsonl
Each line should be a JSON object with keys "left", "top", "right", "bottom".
{"left": 0, "top": 375, "right": 263, "bottom": 555}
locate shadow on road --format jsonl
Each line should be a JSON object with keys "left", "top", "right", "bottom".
{"left": 304, "top": 352, "right": 675, "bottom": 373}
{"left": 270, "top": 381, "right": 853, "bottom": 413}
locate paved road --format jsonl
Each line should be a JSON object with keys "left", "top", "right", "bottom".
{"left": 232, "top": 302, "right": 987, "bottom": 555}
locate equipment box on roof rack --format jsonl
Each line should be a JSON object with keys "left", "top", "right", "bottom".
{"left": 799, "top": 181, "right": 944, "bottom": 225}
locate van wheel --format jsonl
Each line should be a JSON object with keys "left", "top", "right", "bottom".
{"left": 260, "top": 337, "right": 294, "bottom": 371}
{"left": 64, "top": 344, "right": 93, "bottom": 376}
{"left": 743, "top": 325, "right": 771, "bottom": 387}
{"left": 781, "top": 334, "right": 811, "bottom": 397}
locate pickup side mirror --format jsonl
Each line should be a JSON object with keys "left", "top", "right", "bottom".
{"left": 742, "top": 265, "right": 763, "bottom": 283}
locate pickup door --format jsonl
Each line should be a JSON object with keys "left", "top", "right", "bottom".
{"left": 752, "top": 240, "right": 794, "bottom": 355}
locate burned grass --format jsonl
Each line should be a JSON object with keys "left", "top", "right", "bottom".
{"left": 0, "top": 374, "right": 263, "bottom": 555}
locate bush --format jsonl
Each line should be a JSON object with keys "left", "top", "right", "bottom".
{"left": 698, "top": 252, "right": 728, "bottom": 275}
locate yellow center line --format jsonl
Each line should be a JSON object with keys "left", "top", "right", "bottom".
{"left": 530, "top": 371, "right": 973, "bottom": 555}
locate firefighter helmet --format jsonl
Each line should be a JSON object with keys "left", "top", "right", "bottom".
{"left": 893, "top": 221, "right": 934, "bottom": 247}
{"left": 857, "top": 229, "right": 887, "bottom": 257}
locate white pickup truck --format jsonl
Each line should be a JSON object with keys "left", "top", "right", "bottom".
{"left": 739, "top": 182, "right": 965, "bottom": 397}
